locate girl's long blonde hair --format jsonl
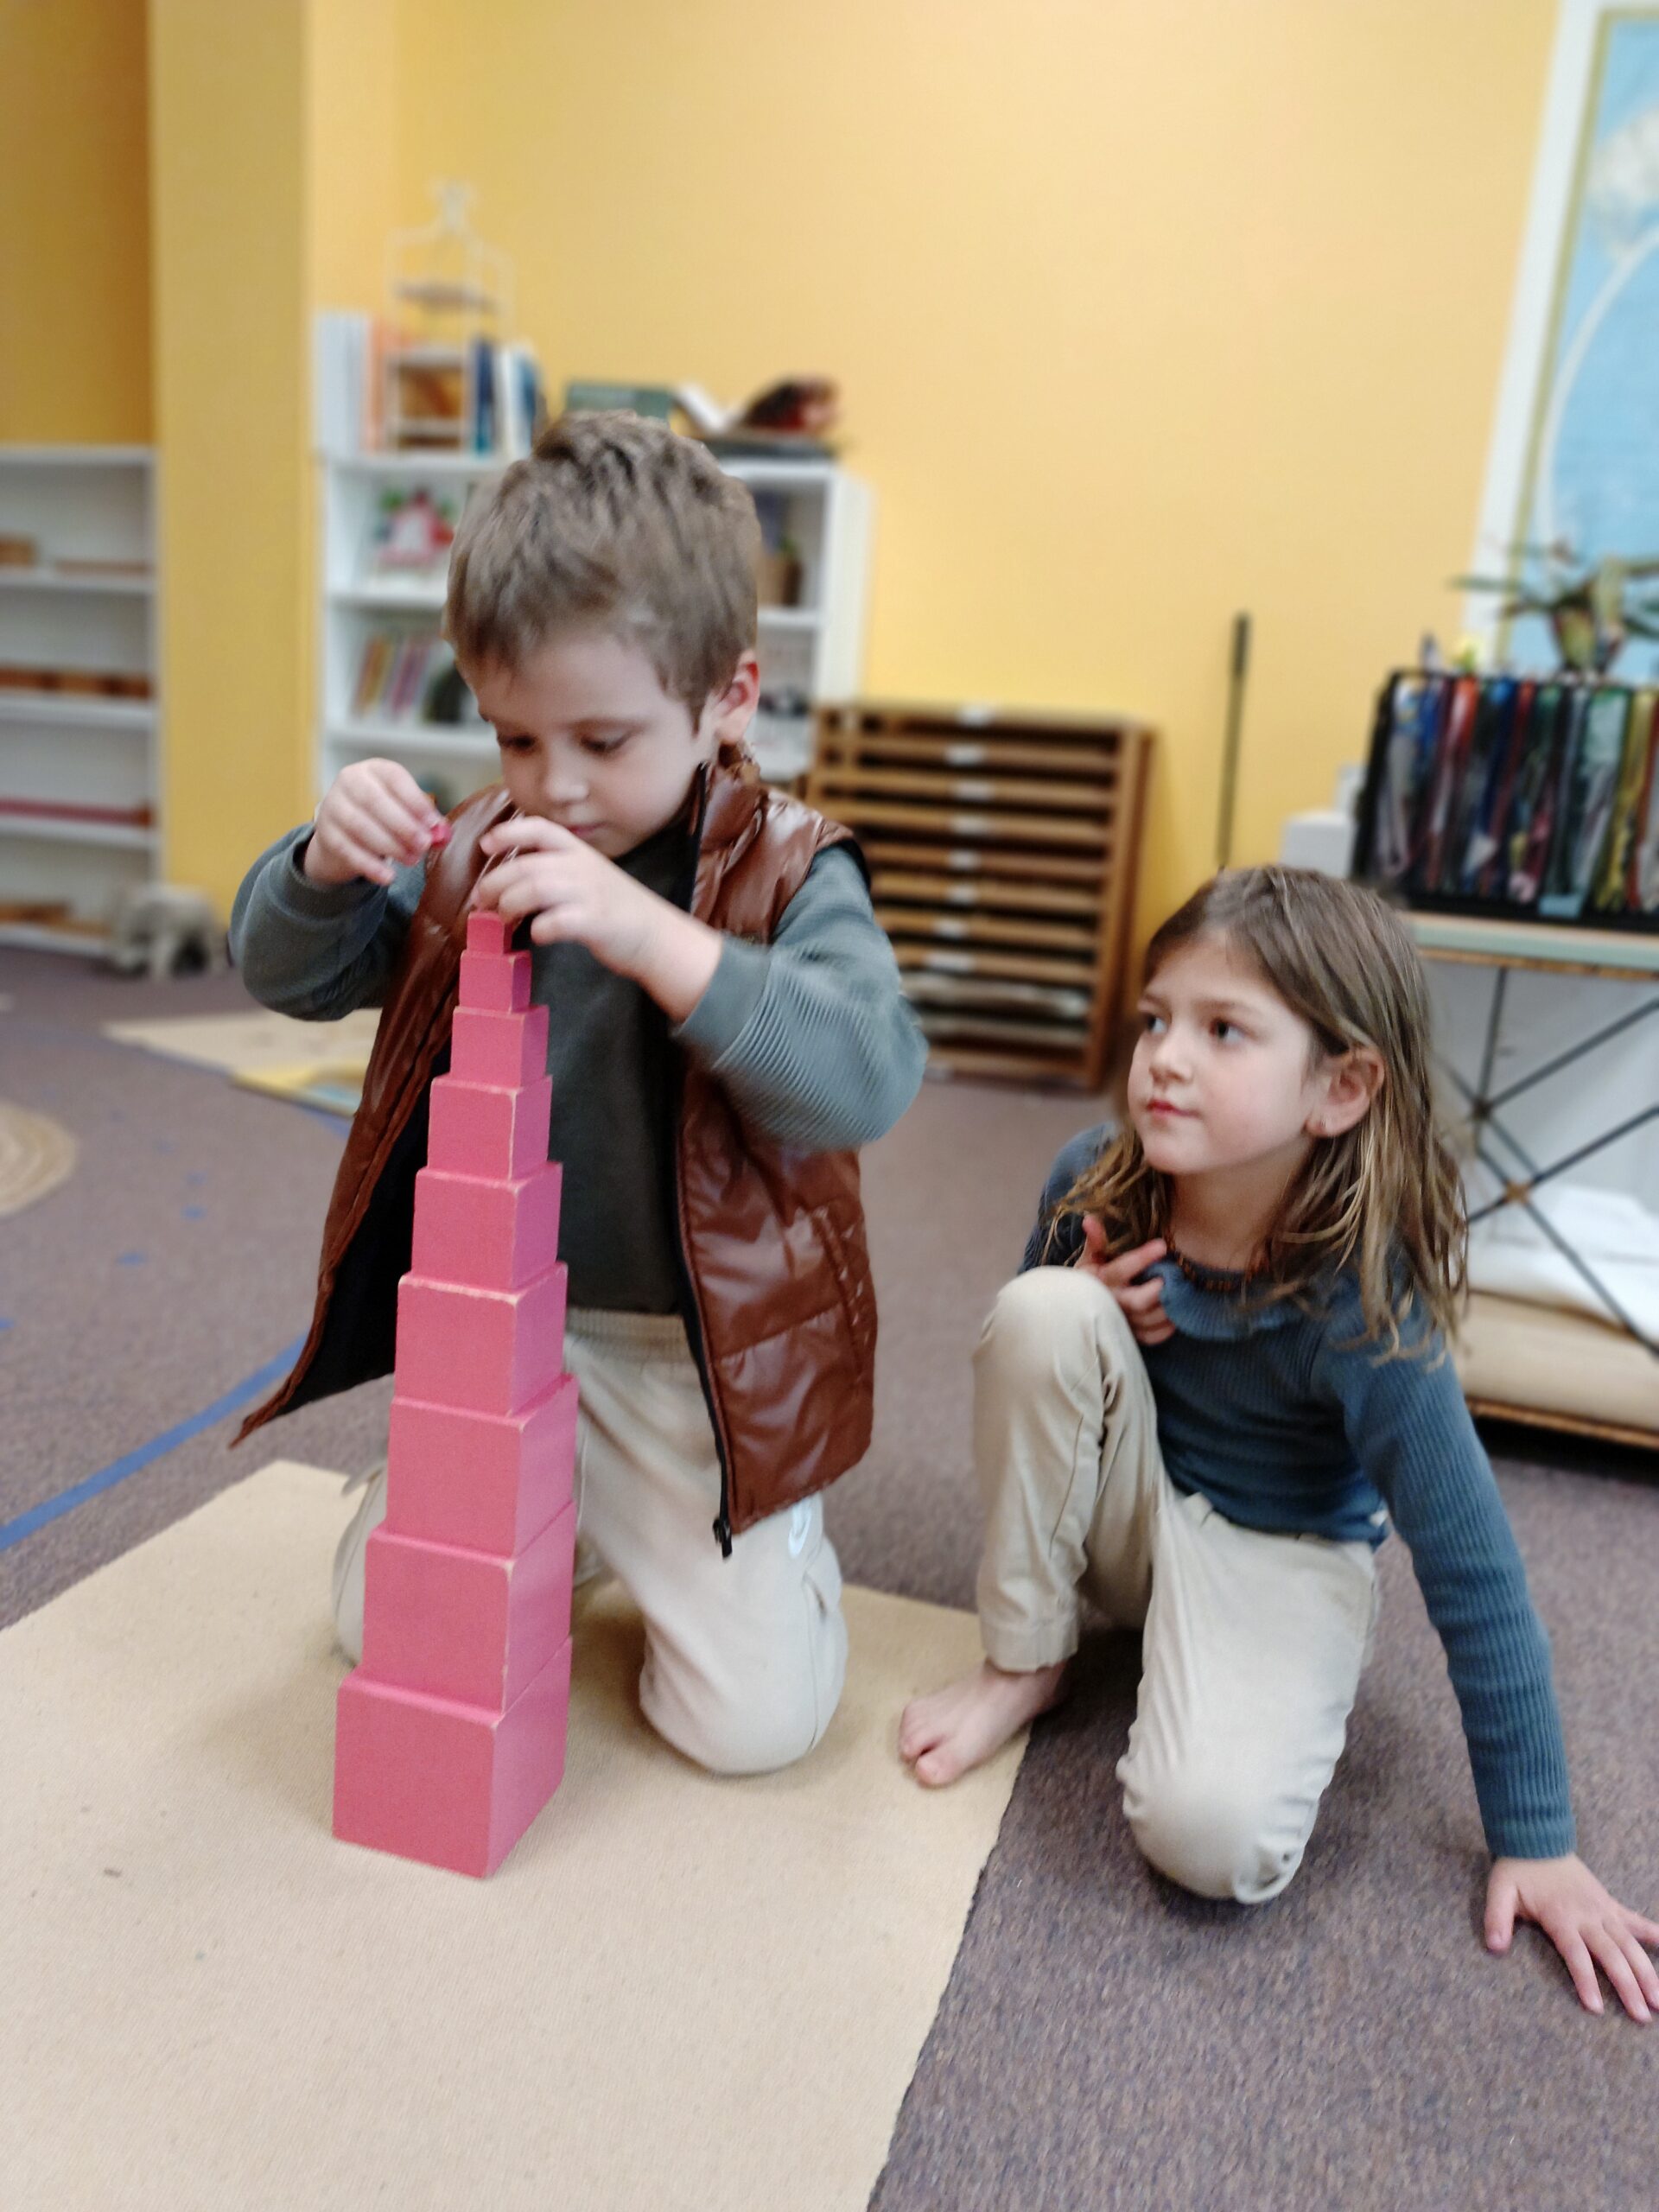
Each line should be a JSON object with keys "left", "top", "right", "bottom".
{"left": 1062, "top": 868, "right": 1466, "bottom": 1353}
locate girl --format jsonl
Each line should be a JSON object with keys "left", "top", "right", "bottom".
{"left": 900, "top": 867, "right": 1658, "bottom": 2021}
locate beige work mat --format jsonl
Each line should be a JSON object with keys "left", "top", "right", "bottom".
{"left": 104, "top": 1006, "right": 380, "bottom": 1076}
{"left": 2, "top": 1460, "right": 1022, "bottom": 2212}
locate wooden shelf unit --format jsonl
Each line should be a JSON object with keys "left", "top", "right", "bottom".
{"left": 807, "top": 701, "right": 1152, "bottom": 1087}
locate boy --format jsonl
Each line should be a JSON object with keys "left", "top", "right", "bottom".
{"left": 231, "top": 411, "right": 926, "bottom": 1775}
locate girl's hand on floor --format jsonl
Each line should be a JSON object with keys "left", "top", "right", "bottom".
{"left": 1485, "top": 1853, "right": 1659, "bottom": 2020}
{"left": 1077, "top": 1217, "right": 1174, "bottom": 1345}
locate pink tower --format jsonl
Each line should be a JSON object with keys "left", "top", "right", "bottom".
{"left": 334, "top": 910, "right": 578, "bottom": 1877}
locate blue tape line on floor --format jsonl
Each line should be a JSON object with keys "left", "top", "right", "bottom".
{"left": 0, "top": 1336, "right": 307, "bottom": 1552}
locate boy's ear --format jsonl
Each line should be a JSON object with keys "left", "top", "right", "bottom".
{"left": 1309, "top": 1046, "right": 1384, "bottom": 1139}
{"left": 705, "top": 651, "right": 760, "bottom": 750}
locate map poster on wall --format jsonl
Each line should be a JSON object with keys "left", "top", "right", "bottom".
{"left": 1476, "top": 3, "right": 1659, "bottom": 678}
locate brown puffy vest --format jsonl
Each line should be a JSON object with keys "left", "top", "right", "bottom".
{"left": 235, "top": 746, "right": 876, "bottom": 1548}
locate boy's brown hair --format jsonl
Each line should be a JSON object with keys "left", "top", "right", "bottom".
{"left": 444, "top": 410, "right": 760, "bottom": 714}
{"left": 1061, "top": 867, "right": 1468, "bottom": 1355}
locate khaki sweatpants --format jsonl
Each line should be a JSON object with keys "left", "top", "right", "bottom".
{"left": 333, "top": 1308, "right": 848, "bottom": 1776}
{"left": 976, "top": 1267, "right": 1380, "bottom": 1903}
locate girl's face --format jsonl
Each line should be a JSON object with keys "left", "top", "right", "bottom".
{"left": 1128, "top": 933, "right": 1364, "bottom": 1182}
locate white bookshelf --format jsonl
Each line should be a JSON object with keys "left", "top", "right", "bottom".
{"left": 316, "top": 447, "right": 873, "bottom": 809}
{"left": 0, "top": 446, "right": 159, "bottom": 955}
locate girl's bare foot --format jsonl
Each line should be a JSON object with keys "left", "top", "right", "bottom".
{"left": 899, "top": 1658, "right": 1067, "bottom": 1786}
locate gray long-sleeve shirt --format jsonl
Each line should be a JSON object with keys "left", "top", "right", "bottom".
{"left": 230, "top": 817, "right": 925, "bottom": 1312}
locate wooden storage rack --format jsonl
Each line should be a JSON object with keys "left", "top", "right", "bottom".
{"left": 807, "top": 700, "right": 1152, "bottom": 1086}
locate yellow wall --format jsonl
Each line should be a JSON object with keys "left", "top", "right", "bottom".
{"left": 149, "top": 0, "right": 312, "bottom": 912}
{"left": 310, "top": 0, "right": 401, "bottom": 311}
{"left": 391, "top": 0, "right": 1557, "bottom": 929}
{"left": 147, "top": 0, "right": 401, "bottom": 915}
{"left": 0, "top": 0, "right": 151, "bottom": 442}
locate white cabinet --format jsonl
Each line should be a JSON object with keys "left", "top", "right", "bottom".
{"left": 0, "top": 447, "right": 159, "bottom": 953}
{"left": 315, "top": 448, "right": 871, "bottom": 810}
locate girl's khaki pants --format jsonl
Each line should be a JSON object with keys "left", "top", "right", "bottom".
{"left": 976, "top": 1267, "right": 1379, "bottom": 1903}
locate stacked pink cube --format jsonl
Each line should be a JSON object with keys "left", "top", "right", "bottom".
{"left": 334, "top": 910, "right": 578, "bottom": 1877}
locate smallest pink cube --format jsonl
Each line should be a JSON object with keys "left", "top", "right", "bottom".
{"left": 466, "top": 910, "right": 509, "bottom": 957}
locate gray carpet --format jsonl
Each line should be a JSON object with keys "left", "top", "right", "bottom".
{"left": 4, "top": 944, "right": 1656, "bottom": 2211}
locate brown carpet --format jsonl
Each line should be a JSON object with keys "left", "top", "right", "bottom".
{"left": 4, "top": 944, "right": 1657, "bottom": 2211}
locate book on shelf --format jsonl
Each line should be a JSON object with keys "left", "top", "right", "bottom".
{"left": 350, "top": 629, "right": 473, "bottom": 727}
{"left": 1357, "top": 672, "right": 1659, "bottom": 925}
{"left": 316, "top": 310, "right": 545, "bottom": 461}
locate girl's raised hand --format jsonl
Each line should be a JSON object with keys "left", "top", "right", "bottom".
{"left": 1077, "top": 1217, "right": 1174, "bottom": 1345}
{"left": 1485, "top": 1853, "right": 1659, "bottom": 2021}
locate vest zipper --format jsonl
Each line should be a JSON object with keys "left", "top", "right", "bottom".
{"left": 667, "top": 764, "right": 737, "bottom": 1558}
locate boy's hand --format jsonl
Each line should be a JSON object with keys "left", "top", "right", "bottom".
{"left": 474, "top": 817, "right": 721, "bottom": 1022}
{"left": 305, "top": 760, "right": 447, "bottom": 887}
{"left": 1077, "top": 1217, "right": 1173, "bottom": 1344}
{"left": 1485, "top": 1853, "right": 1659, "bottom": 2020}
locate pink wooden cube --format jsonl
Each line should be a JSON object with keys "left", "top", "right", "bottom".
{"left": 360, "top": 1499, "right": 575, "bottom": 1709}
{"left": 465, "top": 910, "right": 509, "bottom": 957}
{"left": 450, "top": 1003, "right": 550, "bottom": 1089}
{"left": 334, "top": 1638, "right": 573, "bottom": 1878}
{"left": 410, "top": 1163, "right": 562, "bottom": 1292}
{"left": 394, "top": 1266, "right": 567, "bottom": 1415}
{"left": 427, "top": 1074, "right": 552, "bottom": 1180}
{"left": 459, "top": 946, "right": 531, "bottom": 1014}
{"left": 385, "top": 1375, "right": 577, "bottom": 1554}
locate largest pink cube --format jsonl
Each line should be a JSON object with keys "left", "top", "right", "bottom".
{"left": 334, "top": 1639, "right": 572, "bottom": 1878}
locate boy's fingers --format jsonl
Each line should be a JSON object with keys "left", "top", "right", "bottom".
{"left": 324, "top": 832, "right": 395, "bottom": 886}
{"left": 371, "top": 759, "right": 440, "bottom": 820}
{"left": 1116, "top": 1280, "right": 1166, "bottom": 1316}
{"left": 482, "top": 814, "right": 575, "bottom": 855}
{"left": 359, "top": 785, "right": 438, "bottom": 853}
{"left": 333, "top": 798, "right": 422, "bottom": 869}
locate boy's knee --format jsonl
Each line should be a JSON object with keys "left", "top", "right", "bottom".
{"left": 644, "top": 1608, "right": 848, "bottom": 1778}
{"left": 1123, "top": 1764, "right": 1307, "bottom": 1905}
{"left": 648, "top": 1676, "right": 838, "bottom": 1777}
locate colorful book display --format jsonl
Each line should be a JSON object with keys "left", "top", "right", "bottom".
{"left": 334, "top": 910, "right": 578, "bottom": 1876}
{"left": 1355, "top": 671, "right": 1659, "bottom": 928}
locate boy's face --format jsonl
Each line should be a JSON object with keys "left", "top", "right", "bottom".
{"left": 467, "top": 627, "right": 759, "bottom": 861}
